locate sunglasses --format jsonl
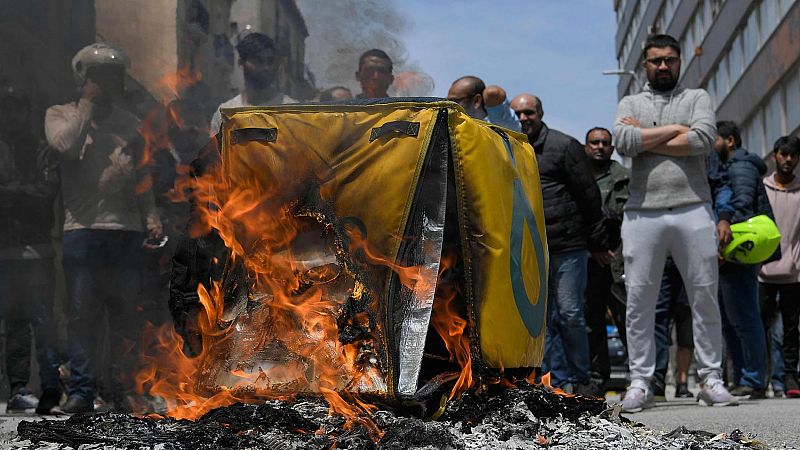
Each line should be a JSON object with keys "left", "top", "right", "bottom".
{"left": 645, "top": 56, "right": 680, "bottom": 67}
{"left": 589, "top": 140, "right": 612, "bottom": 146}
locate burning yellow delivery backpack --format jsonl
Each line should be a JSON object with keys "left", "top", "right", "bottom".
{"left": 170, "top": 98, "right": 548, "bottom": 402}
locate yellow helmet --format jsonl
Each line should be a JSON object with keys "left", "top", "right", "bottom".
{"left": 722, "top": 215, "right": 781, "bottom": 264}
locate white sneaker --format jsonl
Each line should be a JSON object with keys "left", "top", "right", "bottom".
{"left": 621, "top": 385, "right": 654, "bottom": 413}
{"left": 697, "top": 380, "right": 739, "bottom": 407}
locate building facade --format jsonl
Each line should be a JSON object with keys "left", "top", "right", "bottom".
{"left": 614, "top": 0, "right": 800, "bottom": 156}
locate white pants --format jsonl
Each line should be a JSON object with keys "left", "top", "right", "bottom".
{"left": 622, "top": 203, "right": 723, "bottom": 387}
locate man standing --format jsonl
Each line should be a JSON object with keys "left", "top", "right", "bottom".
{"left": 210, "top": 33, "right": 296, "bottom": 134}
{"left": 614, "top": 34, "right": 736, "bottom": 411}
{"left": 583, "top": 126, "right": 628, "bottom": 394}
{"left": 713, "top": 120, "right": 770, "bottom": 399}
{"left": 355, "top": 49, "right": 394, "bottom": 99}
{"left": 511, "top": 94, "right": 611, "bottom": 394}
{"left": 448, "top": 76, "right": 520, "bottom": 132}
{"left": 45, "top": 43, "right": 162, "bottom": 413}
{"left": 759, "top": 135, "right": 800, "bottom": 398}
{"left": 0, "top": 86, "right": 63, "bottom": 414}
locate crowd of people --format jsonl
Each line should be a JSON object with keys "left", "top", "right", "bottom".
{"left": 1, "top": 30, "right": 798, "bottom": 417}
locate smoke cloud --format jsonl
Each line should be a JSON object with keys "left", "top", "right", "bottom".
{"left": 296, "top": 0, "right": 435, "bottom": 97}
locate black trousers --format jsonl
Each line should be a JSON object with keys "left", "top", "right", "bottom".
{"left": 585, "top": 258, "right": 627, "bottom": 384}
{"left": 760, "top": 282, "right": 800, "bottom": 378}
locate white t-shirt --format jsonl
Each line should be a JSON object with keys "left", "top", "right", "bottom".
{"left": 209, "top": 92, "right": 297, "bottom": 136}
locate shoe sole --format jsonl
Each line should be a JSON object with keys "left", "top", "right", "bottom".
{"left": 697, "top": 398, "right": 739, "bottom": 407}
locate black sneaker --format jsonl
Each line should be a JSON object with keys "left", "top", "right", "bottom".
{"left": 675, "top": 382, "right": 694, "bottom": 398}
{"left": 785, "top": 374, "right": 800, "bottom": 398}
{"left": 35, "top": 389, "right": 63, "bottom": 415}
{"left": 729, "top": 385, "right": 767, "bottom": 399}
{"left": 53, "top": 396, "right": 94, "bottom": 414}
{"left": 6, "top": 388, "right": 39, "bottom": 413}
{"left": 773, "top": 389, "right": 785, "bottom": 398}
{"left": 652, "top": 384, "right": 666, "bottom": 402}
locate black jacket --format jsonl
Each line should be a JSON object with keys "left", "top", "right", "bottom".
{"left": 0, "top": 134, "right": 59, "bottom": 255}
{"left": 531, "top": 123, "right": 607, "bottom": 254}
{"left": 726, "top": 148, "right": 773, "bottom": 223}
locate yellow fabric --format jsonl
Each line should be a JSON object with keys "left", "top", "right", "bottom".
{"left": 219, "top": 101, "right": 548, "bottom": 388}
{"left": 451, "top": 112, "right": 549, "bottom": 369}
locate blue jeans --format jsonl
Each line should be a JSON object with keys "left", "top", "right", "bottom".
{"left": 542, "top": 250, "right": 590, "bottom": 387}
{"left": 719, "top": 263, "right": 767, "bottom": 389}
{"left": 63, "top": 229, "right": 144, "bottom": 402}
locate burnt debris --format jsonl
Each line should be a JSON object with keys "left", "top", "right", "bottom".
{"left": 14, "top": 383, "right": 766, "bottom": 450}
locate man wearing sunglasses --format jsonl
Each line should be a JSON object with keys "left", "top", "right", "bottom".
{"left": 355, "top": 49, "right": 394, "bottom": 99}
{"left": 614, "top": 34, "right": 735, "bottom": 412}
{"left": 510, "top": 93, "right": 611, "bottom": 396}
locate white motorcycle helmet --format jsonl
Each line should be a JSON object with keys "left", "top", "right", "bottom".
{"left": 71, "top": 43, "right": 129, "bottom": 86}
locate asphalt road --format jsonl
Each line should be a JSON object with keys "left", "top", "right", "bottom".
{"left": 607, "top": 383, "right": 800, "bottom": 449}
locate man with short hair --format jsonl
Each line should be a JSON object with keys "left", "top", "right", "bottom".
{"left": 583, "top": 126, "right": 628, "bottom": 394}
{"left": 614, "top": 34, "right": 736, "bottom": 411}
{"left": 355, "top": 49, "right": 394, "bottom": 99}
{"left": 511, "top": 94, "right": 611, "bottom": 394}
{"left": 713, "top": 120, "right": 770, "bottom": 399}
{"left": 210, "top": 33, "right": 296, "bottom": 134}
{"left": 448, "top": 76, "right": 520, "bottom": 132}
{"left": 760, "top": 135, "right": 800, "bottom": 398}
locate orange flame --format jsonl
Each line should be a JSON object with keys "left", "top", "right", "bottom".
{"left": 429, "top": 249, "right": 473, "bottom": 399}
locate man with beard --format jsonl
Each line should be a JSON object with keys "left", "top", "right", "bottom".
{"left": 355, "top": 49, "right": 394, "bottom": 99}
{"left": 210, "top": 33, "right": 295, "bottom": 134}
{"left": 712, "top": 120, "right": 771, "bottom": 400}
{"left": 510, "top": 94, "right": 611, "bottom": 394}
{"left": 448, "top": 76, "right": 520, "bottom": 131}
{"left": 582, "top": 127, "right": 629, "bottom": 394}
{"left": 759, "top": 136, "right": 800, "bottom": 398}
{"left": 614, "top": 34, "right": 735, "bottom": 412}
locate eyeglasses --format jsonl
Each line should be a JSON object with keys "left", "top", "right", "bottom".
{"left": 589, "top": 140, "right": 612, "bottom": 146}
{"left": 513, "top": 109, "right": 537, "bottom": 118}
{"left": 645, "top": 56, "right": 680, "bottom": 67}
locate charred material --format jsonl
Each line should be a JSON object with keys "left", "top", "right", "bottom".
{"left": 15, "top": 383, "right": 767, "bottom": 450}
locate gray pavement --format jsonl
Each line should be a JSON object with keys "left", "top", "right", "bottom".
{"left": 607, "top": 383, "right": 800, "bottom": 449}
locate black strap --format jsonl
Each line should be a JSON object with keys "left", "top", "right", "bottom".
{"left": 369, "top": 121, "right": 420, "bottom": 142}
{"left": 230, "top": 127, "right": 277, "bottom": 144}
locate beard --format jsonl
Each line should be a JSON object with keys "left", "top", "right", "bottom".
{"left": 244, "top": 70, "right": 276, "bottom": 90}
{"left": 650, "top": 73, "right": 678, "bottom": 91}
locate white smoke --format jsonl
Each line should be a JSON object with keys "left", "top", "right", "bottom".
{"left": 296, "top": 0, "right": 435, "bottom": 97}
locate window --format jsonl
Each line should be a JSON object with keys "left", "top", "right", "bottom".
{"left": 765, "top": 88, "right": 785, "bottom": 150}
{"left": 706, "top": 75, "right": 718, "bottom": 108}
{"left": 728, "top": 35, "right": 744, "bottom": 84}
{"left": 743, "top": 12, "right": 759, "bottom": 63}
{"left": 758, "top": 0, "right": 779, "bottom": 44}
{"left": 749, "top": 109, "right": 766, "bottom": 155}
{"left": 718, "top": 54, "right": 731, "bottom": 97}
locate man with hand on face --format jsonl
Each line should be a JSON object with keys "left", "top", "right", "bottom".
{"left": 355, "top": 49, "right": 394, "bottom": 99}
{"left": 583, "top": 127, "right": 629, "bottom": 394}
{"left": 210, "top": 32, "right": 295, "bottom": 135}
{"left": 614, "top": 34, "right": 735, "bottom": 412}
{"left": 510, "top": 93, "right": 611, "bottom": 395}
{"left": 45, "top": 43, "right": 162, "bottom": 413}
{"left": 448, "top": 76, "right": 520, "bottom": 132}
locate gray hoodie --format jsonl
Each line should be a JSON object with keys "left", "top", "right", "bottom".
{"left": 759, "top": 173, "right": 800, "bottom": 284}
{"left": 614, "top": 83, "right": 717, "bottom": 210}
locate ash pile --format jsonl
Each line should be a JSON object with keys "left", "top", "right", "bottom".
{"left": 12, "top": 383, "right": 767, "bottom": 450}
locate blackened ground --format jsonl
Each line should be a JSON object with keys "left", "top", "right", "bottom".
{"left": 12, "top": 383, "right": 776, "bottom": 450}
